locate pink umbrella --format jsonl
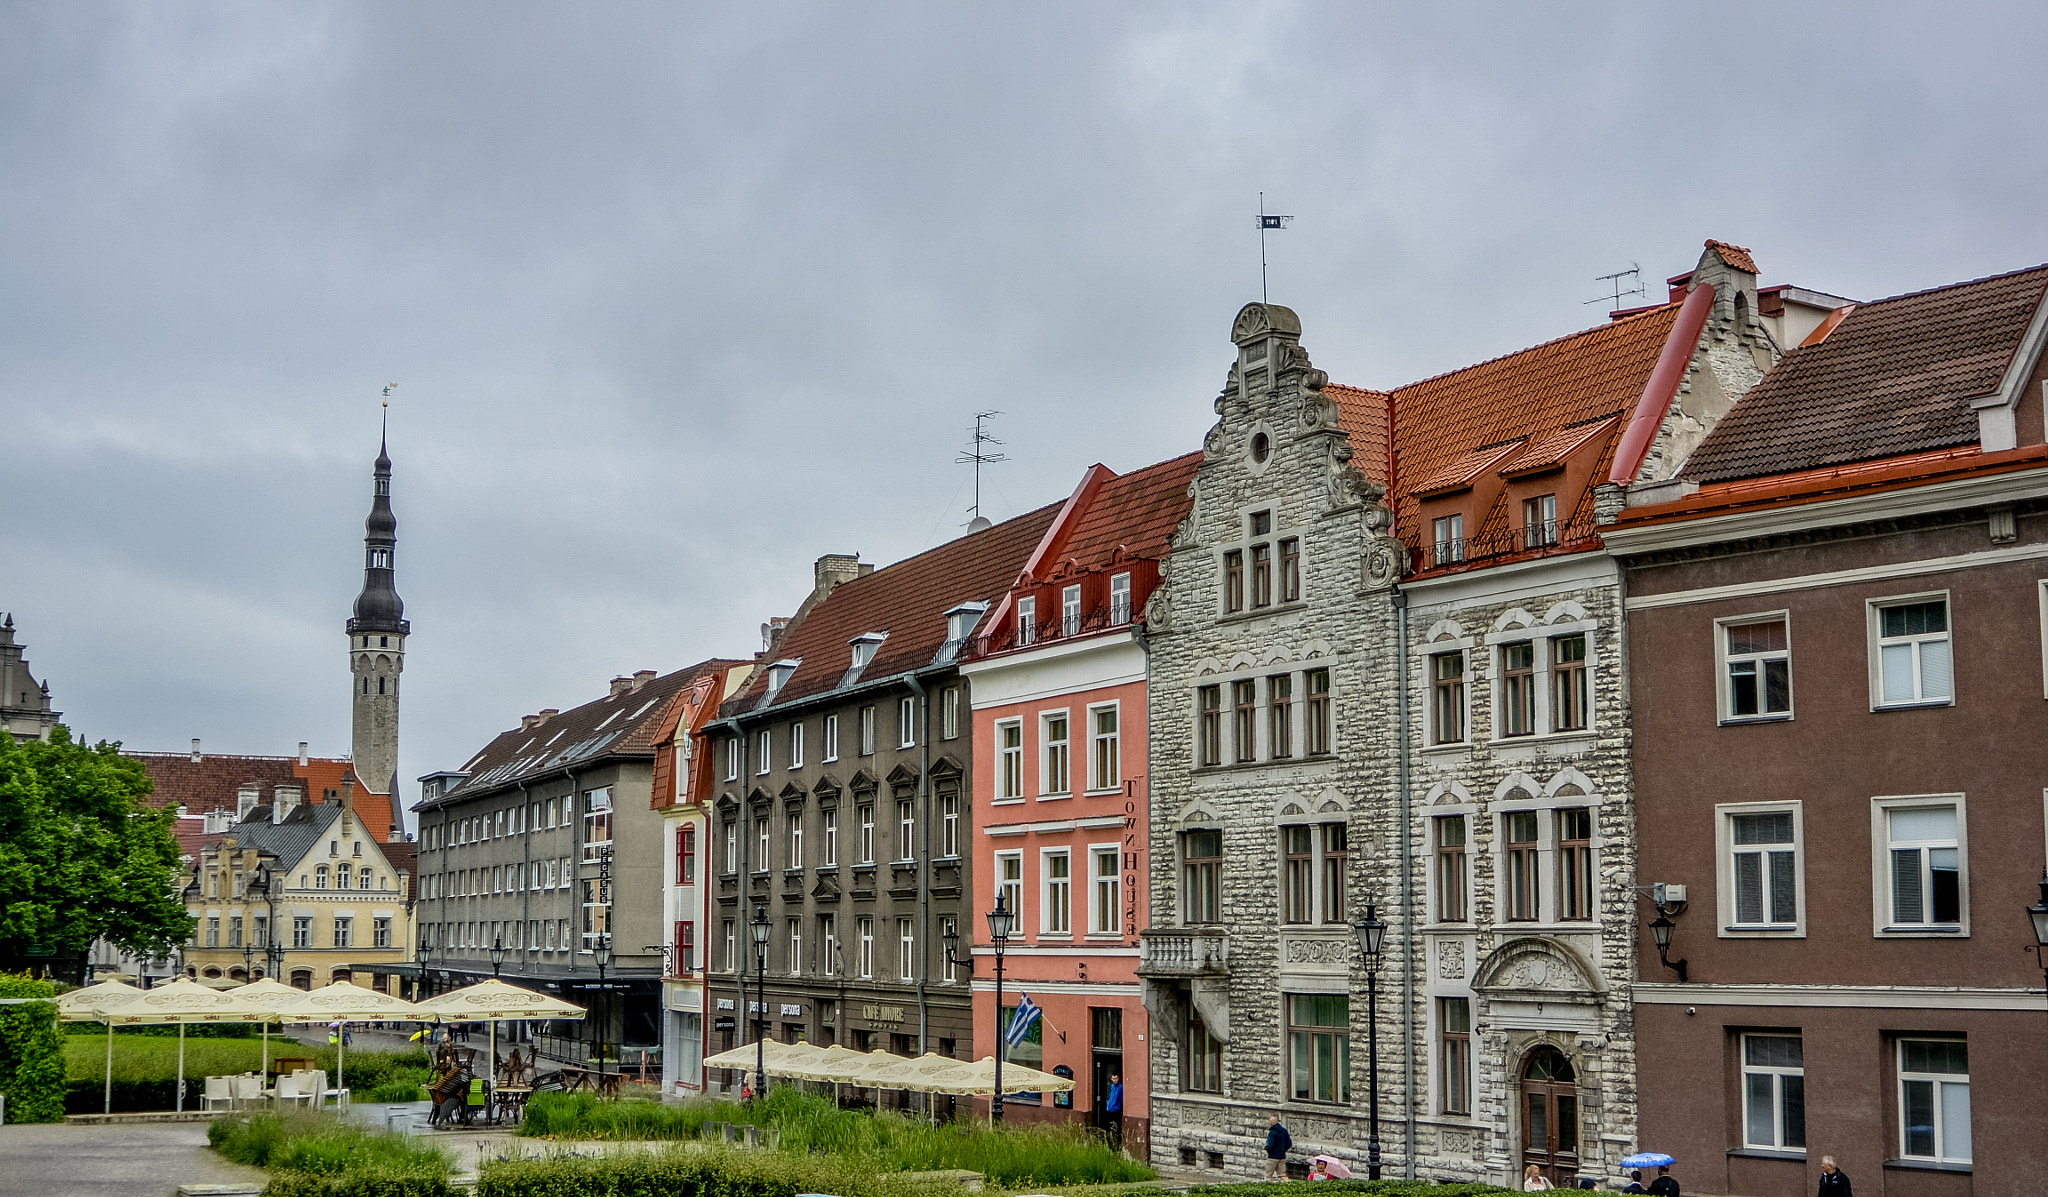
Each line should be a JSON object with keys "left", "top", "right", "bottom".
{"left": 1312, "top": 1155, "right": 1352, "bottom": 1179}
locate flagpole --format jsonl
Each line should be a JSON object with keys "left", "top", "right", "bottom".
{"left": 1259, "top": 193, "right": 1268, "bottom": 305}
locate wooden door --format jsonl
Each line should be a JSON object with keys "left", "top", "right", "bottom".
{"left": 1520, "top": 1047, "right": 1579, "bottom": 1188}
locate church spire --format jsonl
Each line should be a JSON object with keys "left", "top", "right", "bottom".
{"left": 350, "top": 393, "right": 406, "bottom": 633}
{"left": 348, "top": 390, "right": 407, "bottom": 817}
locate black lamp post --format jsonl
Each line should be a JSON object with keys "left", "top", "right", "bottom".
{"left": 243, "top": 943, "right": 256, "bottom": 979}
{"left": 1353, "top": 901, "right": 1387, "bottom": 1181}
{"left": 986, "top": 892, "right": 1016, "bottom": 1123}
{"left": 594, "top": 936, "right": 613, "bottom": 1084}
{"left": 416, "top": 932, "right": 434, "bottom": 1001}
{"left": 490, "top": 936, "right": 507, "bottom": 978}
{"left": 2027, "top": 872, "right": 2048, "bottom": 997}
{"left": 749, "top": 905, "right": 772, "bottom": 1099}
{"left": 1648, "top": 912, "right": 1689, "bottom": 983}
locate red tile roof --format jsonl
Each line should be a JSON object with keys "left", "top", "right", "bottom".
{"left": 1501, "top": 416, "right": 1621, "bottom": 477}
{"left": 1706, "top": 239, "right": 1760, "bottom": 275}
{"left": 128, "top": 751, "right": 398, "bottom": 843}
{"left": 728, "top": 502, "right": 1062, "bottom": 714}
{"left": 1682, "top": 264, "right": 2048, "bottom": 485}
{"left": 1325, "top": 384, "right": 1393, "bottom": 487}
{"left": 1619, "top": 443, "right": 2048, "bottom": 527}
{"left": 1049, "top": 453, "right": 1201, "bottom": 569}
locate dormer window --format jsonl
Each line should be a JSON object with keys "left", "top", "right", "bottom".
{"left": 765, "top": 659, "right": 800, "bottom": 697}
{"left": 945, "top": 602, "right": 990, "bottom": 644}
{"left": 850, "top": 632, "right": 888, "bottom": 671}
{"left": 1062, "top": 585, "right": 1083, "bottom": 636}
{"left": 1016, "top": 597, "right": 1037, "bottom": 647}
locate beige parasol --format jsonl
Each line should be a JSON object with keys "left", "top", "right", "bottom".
{"left": 95, "top": 979, "right": 274, "bottom": 1112}
{"left": 413, "top": 979, "right": 585, "bottom": 1080}
{"left": 229, "top": 978, "right": 306, "bottom": 1076}
{"left": 703, "top": 1037, "right": 821, "bottom": 1084}
{"left": 266, "top": 981, "right": 427, "bottom": 1088}
{"left": 56, "top": 977, "right": 148, "bottom": 1115}
{"left": 931, "top": 1055, "right": 1076, "bottom": 1096}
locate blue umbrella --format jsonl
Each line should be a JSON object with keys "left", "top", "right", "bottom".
{"left": 1622, "top": 1152, "right": 1676, "bottom": 1169}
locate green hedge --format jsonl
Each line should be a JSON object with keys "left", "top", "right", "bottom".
{"left": 261, "top": 1168, "right": 453, "bottom": 1197}
{"left": 210, "top": 1109, "right": 451, "bottom": 1175}
{"left": 476, "top": 1145, "right": 958, "bottom": 1197}
{"left": 1189, "top": 1182, "right": 1518, "bottom": 1196}
{"left": 0, "top": 973, "right": 65, "bottom": 1122}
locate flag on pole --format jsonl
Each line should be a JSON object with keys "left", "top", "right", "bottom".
{"left": 1004, "top": 994, "right": 1042, "bottom": 1048}
{"left": 1259, "top": 214, "right": 1290, "bottom": 229}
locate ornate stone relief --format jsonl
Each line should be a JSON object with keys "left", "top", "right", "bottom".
{"left": 1437, "top": 938, "right": 1466, "bottom": 979}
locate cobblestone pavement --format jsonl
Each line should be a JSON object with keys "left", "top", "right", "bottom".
{"left": 0, "top": 1121, "right": 266, "bottom": 1197}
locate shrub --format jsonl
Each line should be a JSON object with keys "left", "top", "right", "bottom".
{"left": 363, "top": 1068, "right": 435, "bottom": 1103}
{"left": 0, "top": 973, "right": 66, "bottom": 1122}
{"left": 210, "top": 1110, "right": 451, "bottom": 1178}
{"left": 1189, "top": 1182, "right": 1518, "bottom": 1197}
{"left": 476, "top": 1145, "right": 958, "bottom": 1197}
{"left": 261, "top": 1167, "right": 453, "bottom": 1197}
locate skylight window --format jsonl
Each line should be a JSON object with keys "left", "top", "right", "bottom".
{"left": 595, "top": 709, "right": 624, "bottom": 731}
{"left": 630, "top": 698, "right": 660, "bottom": 720}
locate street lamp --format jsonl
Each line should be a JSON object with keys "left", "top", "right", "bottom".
{"left": 490, "top": 936, "right": 507, "bottom": 978}
{"left": 416, "top": 932, "right": 434, "bottom": 1000}
{"left": 594, "top": 937, "right": 613, "bottom": 1085}
{"left": 2027, "top": 872, "right": 2048, "bottom": 997}
{"left": 987, "top": 892, "right": 1017, "bottom": 1123}
{"left": 1353, "top": 901, "right": 1387, "bottom": 1181}
{"left": 749, "top": 905, "right": 772, "bottom": 1100}
{"left": 1648, "top": 912, "right": 1689, "bottom": 983}
{"left": 243, "top": 943, "right": 256, "bottom": 979}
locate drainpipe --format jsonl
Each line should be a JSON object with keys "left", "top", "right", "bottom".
{"left": 715, "top": 718, "right": 752, "bottom": 1082}
{"left": 518, "top": 781, "right": 532, "bottom": 975}
{"left": 905, "top": 675, "right": 933, "bottom": 1063}
{"left": 1393, "top": 585, "right": 1417, "bottom": 1180}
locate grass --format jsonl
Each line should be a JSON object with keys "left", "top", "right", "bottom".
{"left": 63, "top": 1035, "right": 429, "bottom": 1091}
{"left": 209, "top": 1109, "right": 452, "bottom": 1176}
{"left": 520, "top": 1088, "right": 1155, "bottom": 1186}
{"left": 362, "top": 1068, "right": 435, "bottom": 1103}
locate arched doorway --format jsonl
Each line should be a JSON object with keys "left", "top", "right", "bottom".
{"left": 1520, "top": 1046, "right": 1579, "bottom": 1187}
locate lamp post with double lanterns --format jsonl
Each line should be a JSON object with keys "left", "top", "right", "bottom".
{"left": 749, "top": 905, "right": 772, "bottom": 1099}
{"left": 416, "top": 932, "right": 434, "bottom": 1001}
{"left": 1353, "top": 901, "right": 1387, "bottom": 1180}
{"left": 945, "top": 892, "right": 1015, "bottom": 1122}
{"left": 594, "top": 936, "right": 613, "bottom": 1084}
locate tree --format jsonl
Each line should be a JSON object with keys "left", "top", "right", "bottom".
{"left": 0, "top": 727, "right": 192, "bottom": 965}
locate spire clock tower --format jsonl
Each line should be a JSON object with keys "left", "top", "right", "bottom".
{"left": 347, "top": 413, "right": 407, "bottom": 802}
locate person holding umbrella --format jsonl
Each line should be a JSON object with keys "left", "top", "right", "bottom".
{"left": 1621, "top": 1152, "right": 1677, "bottom": 1195}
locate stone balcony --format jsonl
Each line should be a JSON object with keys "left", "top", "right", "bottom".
{"left": 1137, "top": 927, "right": 1230, "bottom": 978}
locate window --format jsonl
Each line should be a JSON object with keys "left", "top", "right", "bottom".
{"left": 787, "top": 918, "right": 802, "bottom": 975}
{"left": 1440, "top": 998, "right": 1471, "bottom": 1115}
{"left": 725, "top": 738, "right": 739, "bottom": 781}
{"left": 677, "top": 920, "right": 696, "bottom": 971}
{"left": 1043, "top": 711, "right": 1071, "bottom": 794}
{"left": 1433, "top": 514, "right": 1465, "bottom": 564}
{"left": 723, "top": 919, "right": 736, "bottom": 971}
{"left": 583, "top": 788, "right": 613, "bottom": 862}
{"left": 896, "top": 799, "right": 915, "bottom": 860}
{"left": 1500, "top": 642, "right": 1535, "bottom": 736}
{"left": 819, "top": 914, "right": 837, "bottom": 976}
{"left": 1884, "top": 801, "right": 1963, "bottom": 929}
{"left": 581, "top": 879, "right": 610, "bottom": 951}
{"left": 723, "top": 821, "right": 738, "bottom": 874}
{"left": 856, "top": 917, "right": 875, "bottom": 979}
{"left": 940, "top": 793, "right": 959, "bottom": 857}
{"left": 1198, "top": 685, "right": 1223, "bottom": 766}
{"left": 1232, "top": 681, "right": 1257, "bottom": 762}
{"left": 1268, "top": 675, "right": 1294, "bottom": 759}
{"left": 315, "top": 865, "right": 328, "bottom": 890}
{"left": 1279, "top": 538, "right": 1300, "bottom": 602}
{"left": 1016, "top": 596, "right": 1037, "bottom": 646}
{"left": 897, "top": 918, "right": 915, "bottom": 981}
{"left": 1092, "top": 848, "right": 1121, "bottom": 935}
{"left": 253, "top": 917, "right": 267, "bottom": 949}
{"left": 1062, "top": 584, "right": 1082, "bottom": 635}
{"left": 1436, "top": 815, "right": 1468, "bottom": 922}
{"left": 822, "top": 809, "right": 838, "bottom": 865}
{"left": 1431, "top": 651, "right": 1465, "bottom": 744}
{"left": 1288, "top": 994, "right": 1351, "bottom": 1104}
{"left": 548, "top": 796, "right": 560, "bottom": 828}
{"left": 939, "top": 916, "right": 958, "bottom": 983}
{"left": 373, "top": 917, "right": 391, "bottom": 948}
{"left": 1090, "top": 705, "right": 1119, "bottom": 790}
{"left": 206, "top": 916, "right": 219, "bottom": 948}
{"left": 1251, "top": 543, "right": 1272, "bottom": 607}
{"left": 859, "top": 706, "right": 876, "bottom": 755}
{"left": 1723, "top": 616, "right": 1792, "bottom": 719}
{"left": 790, "top": 722, "right": 805, "bottom": 769}
{"left": 996, "top": 852, "right": 1023, "bottom": 926}
{"left": 1283, "top": 825, "right": 1311, "bottom": 924}
{"left": 228, "top": 915, "right": 242, "bottom": 948}
{"left": 1283, "top": 823, "right": 1346, "bottom": 924}
{"left": 1727, "top": 808, "right": 1800, "bottom": 929}
{"left": 1110, "top": 573, "right": 1132, "bottom": 624}
{"left": 333, "top": 917, "right": 352, "bottom": 949}
{"left": 997, "top": 720, "right": 1024, "bottom": 799}
{"left": 1305, "top": 669, "right": 1331, "bottom": 755}
{"left": 1505, "top": 810, "right": 1539, "bottom": 921}
{"left": 786, "top": 812, "right": 804, "bottom": 869}
{"left": 678, "top": 825, "right": 696, "bottom": 885}
{"left": 1187, "top": 1007, "right": 1223, "bottom": 1093}
{"left": 1742, "top": 1034, "right": 1806, "bottom": 1151}
{"left": 858, "top": 804, "right": 875, "bottom": 864}
{"left": 1223, "top": 550, "right": 1245, "bottom": 613}
{"left": 1558, "top": 807, "right": 1592, "bottom": 921}
{"left": 1898, "top": 1039, "right": 1970, "bottom": 1163}
{"left": 757, "top": 817, "right": 770, "bottom": 872}
{"left": 899, "top": 696, "right": 915, "bottom": 748}
{"left": 941, "top": 686, "right": 960, "bottom": 739}
{"left": 293, "top": 916, "right": 311, "bottom": 948}
{"left": 823, "top": 714, "right": 839, "bottom": 762}
{"left": 1184, "top": 829, "right": 1222, "bottom": 923}
{"left": 1875, "top": 597, "right": 1953, "bottom": 706}
{"left": 1320, "top": 823, "right": 1348, "bottom": 923}
{"left": 1552, "top": 635, "right": 1588, "bottom": 732}
{"left": 1523, "top": 493, "right": 1558, "bottom": 548}
{"left": 753, "top": 729, "right": 770, "bottom": 774}
{"left": 1043, "top": 850, "right": 1072, "bottom": 934}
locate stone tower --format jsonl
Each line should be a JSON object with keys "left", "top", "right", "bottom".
{"left": 346, "top": 424, "right": 407, "bottom": 801}
{"left": 0, "top": 613, "right": 60, "bottom": 743}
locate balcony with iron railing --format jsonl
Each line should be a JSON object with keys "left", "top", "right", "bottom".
{"left": 1405, "top": 514, "right": 1601, "bottom": 575}
{"left": 1136, "top": 927, "right": 1230, "bottom": 978}
{"left": 967, "top": 602, "right": 1136, "bottom": 660}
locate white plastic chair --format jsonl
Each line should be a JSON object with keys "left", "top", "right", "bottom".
{"left": 232, "top": 1075, "right": 266, "bottom": 1108}
{"left": 203, "top": 1076, "right": 234, "bottom": 1112}
{"left": 274, "top": 1073, "right": 311, "bottom": 1107}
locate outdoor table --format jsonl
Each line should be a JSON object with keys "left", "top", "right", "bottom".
{"left": 494, "top": 1085, "right": 532, "bottom": 1124}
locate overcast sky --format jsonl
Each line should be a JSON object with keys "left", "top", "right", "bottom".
{"left": 6, "top": 3, "right": 2045, "bottom": 831}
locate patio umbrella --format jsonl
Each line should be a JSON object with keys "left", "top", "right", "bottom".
{"left": 930, "top": 1055, "right": 1076, "bottom": 1096}
{"left": 853, "top": 1051, "right": 976, "bottom": 1092}
{"left": 413, "top": 979, "right": 585, "bottom": 1082}
{"left": 57, "top": 978, "right": 147, "bottom": 1115}
{"left": 804, "top": 1044, "right": 873, "bottom": 1083}
{"left": 229, "top": 978, "right": 304, "bottom": 1076}
{"left": 265, "top": 980, "right": 427, "bottom": 1091}
{"left": 97, "top": 979, "right": 273, "bottom": 1112}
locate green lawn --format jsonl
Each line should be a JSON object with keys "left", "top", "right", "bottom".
{"left": 63, "top": 1033, "right": 425, "bottom": 1086}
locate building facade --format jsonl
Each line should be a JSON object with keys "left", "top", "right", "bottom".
{"left": 0, "top": 613, "right": 59, "bottom": 743}
{"left": 959, "top": 452, "right": 1197, "bottom": 1155}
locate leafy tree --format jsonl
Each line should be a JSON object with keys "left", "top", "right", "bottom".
{"left": 0, "top": 727, "right": 192, "bottom": 961}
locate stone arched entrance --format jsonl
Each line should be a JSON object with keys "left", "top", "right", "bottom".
{"left": 1520, "top": 1046, "right": 1580, "bottom": 1187}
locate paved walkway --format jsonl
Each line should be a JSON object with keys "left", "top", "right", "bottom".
{"left": 0, "top": 1121, "right": 266, "bottom": 1197}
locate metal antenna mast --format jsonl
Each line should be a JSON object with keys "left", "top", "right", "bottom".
{"left": 955, "top": 410, "right": 1008, "bottom": 529}
{"left": 1585, "top": 263, "right": 1645, "bottom": 313}
{"left": 1257, "top": 193, "right": 1293, "bottom": 305}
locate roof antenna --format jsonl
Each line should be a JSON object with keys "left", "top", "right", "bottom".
{"left": 1257, "top": 193, "right": 1292, "bottom": 305}
{"left": 955, "top": 410, "right": 1008, "bottom": 533}
{"left": 1586, "top": 263, "right": 1645, "bottom": 314}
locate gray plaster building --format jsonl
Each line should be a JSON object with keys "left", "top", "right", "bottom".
{"left": 0, "top": 613, "right": 59, "bottom": 743}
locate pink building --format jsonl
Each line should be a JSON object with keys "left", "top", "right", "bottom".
{"left": 960, "top": 454, "right": 1196, "bottom": 1157}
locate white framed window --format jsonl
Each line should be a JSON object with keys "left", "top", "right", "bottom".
{"left": 1522, "top": 493, "right": 1558, "bottom": 548}
{"left": 898, "top": 696, "right": 915, "bottom": 748}
{"left": 819, "top": 914, "right": 838, "bottom": 976}
{"left": 1742, "top": 1034, "right": 1806, "bottom": 1152}
{"left": 1432, "top": 513, "right": 1465, "bottom": 565}
{"left": 1016, "top": 596, "right": 1037, "bottom": 646}
{"left": 896, "top": 798, "right": 915, "bottom": 861}
{"left": 995, "top": 851, "right": 1024, "bottom": 925}
{"left": 941, "top": 686, "right": 960, "bottom": 739}
{"left": 1430, "top": 649, "right": 1467, "bottom": 745}
{"left": 757, "top": 816, "right": 771, "bottom": 872}
{"left": 997, "top": 720, "right": 1024, "bottom": 801}
{"left": 1717, "top": 802, "right": 1804, "bottom": 935}
{"left": 789, "top": 723, "right": 805, "bottom": 769}
{"left": 857, "top": 916, "right": 875, "bottom": 979}
{"left": 1874, "top": 795, "right": 1967, "bottom": 934}
{"left": 821, "top": 809, "right": 838, "bottom": 865}
{"left": 859, "top": 706, "right": 876, "bottom": 755}
{"left": 756, "top": 730, "right": 771, "bottom": 774}
{"left": 1041, "top": 711, "right": 1070, "bottom": 796}
{"left": 1110, "top": 572, "right": 1132, "bottom": 625}
{"left": 1870, "top": 594, "right": 1953, "bottom": 708}
{"left": 723, "top": 919, "right": 736, "bottom": 971}
{"left": 786, "top": 812, "right": 804, "bottom": 869}
{"left": 1042, "top": 849, "right": 1072, "bottom": 935}
{"left": 940, "top": 916, "right": 959, "bottom": 982}
{"left": 1090, "top": 845, "right": 1121, "bottom": 936}
{"left": 1088, "top": 703, "right": 1119, "bottom": 791}
{"left": 897, "top": 918, "right": 915, "bottom": 981}
{"left": 1062, "top": 584, "right": 1082, "bottom": 636}
{"left": 1720, "top": 613, "right": 1793, "bottom": 721}
{"left": 858, "top": 803, "right": 875, "bottom": 864}
{"left": 787, "top": 918, "right": 802, "bottom": 976}
{"left": 722, "top": 822, "right": 737, "bottom": 874}
{"left": 823, "top": 714, "right": 839, "bottom": 762}
{"left": 1898, "top": 1038, "right": 1970, "bottom": 1163}
{"left": 940, "top": 793, "right": 959, "bottom": 857}
{"left": 2039, "top": 580, "right": 2048, "bottom": 698}
{"left": 725, "top": 738, "right": 739, "bottom": 781}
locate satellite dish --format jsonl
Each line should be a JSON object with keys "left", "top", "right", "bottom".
{"left": 967, "top": 516, "right": 993, "bottom": 534}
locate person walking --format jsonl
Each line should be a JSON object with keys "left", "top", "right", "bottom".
{"left": 1264, "top": 1114, "right": 1292, "bottom": 1181}
{"left": 1621, "top": 1171, "right": 1647, "bottom": 1194}
{"left": 1647, "top": 1165, "right": 1680, "bottom": 1195}
{"left": 1105, "top": 1072, "right": 1124, "bottom": 1149}
{"left": 1817, "top": 1156, "right": 1852, "bottom": 1196}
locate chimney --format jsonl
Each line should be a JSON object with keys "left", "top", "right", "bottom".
{"left": 341, "top": 774, "right": 355, "bottom": 829}
{"left": 237, "top": 784, "right": 261, "bottom": 822}
{"left": 298, "top": 742, "right": 309, "bottom": 766}
{"left": 632, "top": 669, "right": 657, "bottom": 691}
{"left": 609, "top": 676, "right": 634, "bottom": 697}
{"left": 273, "top": 785, "right": 302, "bottom": 824}
{"left": 538, "top": 708, "right": 559, "bottom": 722}
{"left": 190, "top": 738, "right": 202, "bottom": 763}
{"left": 761, "top": 617, "right": 791, "bottom": 653}
{"left": 814, "top": 553, "right": 863, "bottom": 595}
{"left": 521, "top": 714, "right": 543, "bottom": 730}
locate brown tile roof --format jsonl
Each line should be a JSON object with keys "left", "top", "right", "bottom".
{"left": 1620, "top": 442, "right": 2048, "bottom": 528}
{"left": 1706, "top": 239, "right": 1760, "bottom": 275}
{"left": 728, "top": 502, "right": 1062, "bottom": 715}
{"left": 128, "top": 751, "right": 398, "bottom": 844}
{"left": 1325, "top": 383, "right": 1393, "bottom": 487}
{"left": 428, "top": 657, "right": 746, "bottom": 807}
{"left": 1052, "top": 453, "right": 1201, "bottom": 568}
{"left": 1682, "top": 264, "right": 2048, "bottom": 485}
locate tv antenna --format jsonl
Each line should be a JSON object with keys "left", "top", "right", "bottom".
{"left": 1256, "top": 193, "right": 1292, "bottom": 305}
{"left": 955, "top": 410, "right": 1008, "bottom": 532}
{"left": 1585, "top": 263, "right": 1645, "bottom": 312}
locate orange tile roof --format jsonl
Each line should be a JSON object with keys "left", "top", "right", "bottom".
{"left": 1706, "top": 239, "right": 1760, "bottom": 274}
{"left": 1324, "top": 384, "right": 1393, "bottom": 487}
{"left": 1500, "top": 416, "right": 1621, "bottom": 477}
{"left": 1619, "top": 442, "right": 2048, "bottom": 526}
{"left": 128, "top": 751, "right": 398, "bottom": 842}
{"left": 1050, "top": 452, "right": 1201, "bottom": 569}
{"left": 1408, "top": 441, "right": 1526, "bottom": 496}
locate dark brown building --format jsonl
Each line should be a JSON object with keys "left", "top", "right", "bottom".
{"left": 704, "top": 510, "right": 1057, "bottom": 1094}
{"left": 1607, "top": 263, "right": 2048, "bottom": 1197}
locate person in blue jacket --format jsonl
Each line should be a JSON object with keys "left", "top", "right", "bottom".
{"left": 1105, "top": 1073, "right": 1124, "bottom": 1147}
{"left": 1265, "top": 1114, "right": 1292, "bottom": 1180}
